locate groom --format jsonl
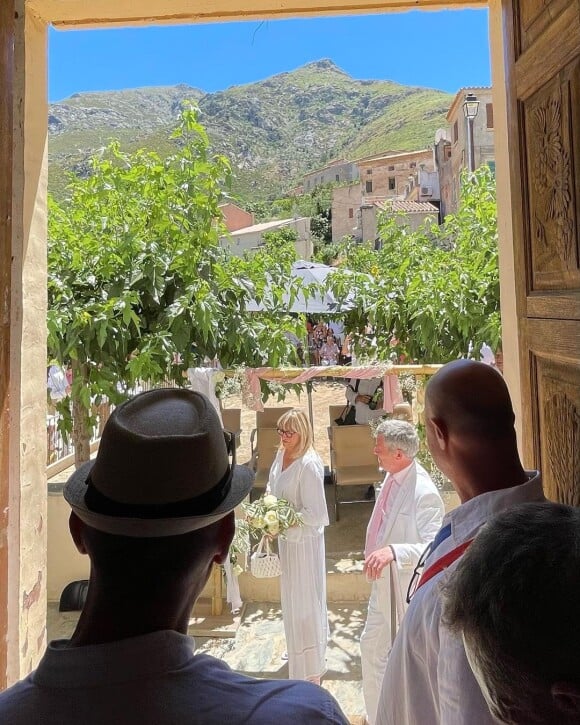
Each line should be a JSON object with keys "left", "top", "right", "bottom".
{"left": 361, "top": 418, "right": 444, "bottom": 725}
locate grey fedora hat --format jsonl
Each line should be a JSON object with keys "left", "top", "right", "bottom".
{"left": 64, "top": 388, "right": 254, "bottom": 537}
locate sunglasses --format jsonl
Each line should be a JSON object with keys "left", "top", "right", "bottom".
{"left": 406, "top": 541, "right": 433, "bottom": 604}
{"left": 276, "top": 428, "right": 297, "bottom": 439}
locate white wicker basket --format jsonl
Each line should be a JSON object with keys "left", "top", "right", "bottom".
{"left": 250, "top": 536, "right": 281, "bottom": 579}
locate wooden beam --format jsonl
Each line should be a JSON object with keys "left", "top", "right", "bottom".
{"left": 225, "top": 364, "right": 443, "bottom": 380}
{"left": 30, "top": 0, "right": 485, "bottom": 28}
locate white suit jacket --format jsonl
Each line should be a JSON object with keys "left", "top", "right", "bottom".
{"left": 374, "top": 460, "right": 445, "bottom": 593}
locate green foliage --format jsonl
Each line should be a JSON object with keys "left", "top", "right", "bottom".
{"left": 48, "top": 107, "right": 304, "bottom": 461}
{"left": 324, "top": 167, "right": 500, "bottom": 363}
{"left": 314, "top": 236, "right": 359, "bottom": 266}
{"left": 246, "top": 183, "right": 334, "bottom": 223}
{"left": 310, "top": 213, "right": 331, "bottom": 247}
{"left": 258, "top": 228, "right": 299, "bottom": 265}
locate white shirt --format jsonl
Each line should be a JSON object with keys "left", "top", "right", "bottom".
{"left": 377, "top": 471, "right": 544, "bottom": 725}
{"left": 344, "top": 378, "right": 384, "bottom": 425}
{"left": 368, "top": 463, "right": 411, "bottom": 554}
{"left": 0, "top": 630, "right": 348, "bottom": 724}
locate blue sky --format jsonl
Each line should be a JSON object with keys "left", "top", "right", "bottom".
{"left": 49, "top": 9, "right": 490, "bottom": 102}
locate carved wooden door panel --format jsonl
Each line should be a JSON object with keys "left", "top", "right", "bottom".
{"left": 506, "top": 0, "right": 580, "bottom": 504}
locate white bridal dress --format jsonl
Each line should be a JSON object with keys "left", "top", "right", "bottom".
{"left": 268, "top": 448, "right": 329, "bottom": 680}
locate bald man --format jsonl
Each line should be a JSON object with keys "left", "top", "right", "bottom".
{"left": 376, "top": 360, "right": 545, "bottom": 725}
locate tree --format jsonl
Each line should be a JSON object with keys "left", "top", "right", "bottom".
{"left": 48, "top": 108, "right": 303, "bottom": 466}
{"left": 258, "top": 227, "right": 299, "bottom": 264}
{"left": 324, "top": 166, "right": 500, "bottom": 363}
{"left": 246, "top": 184, "right": 334, "bottom": 245}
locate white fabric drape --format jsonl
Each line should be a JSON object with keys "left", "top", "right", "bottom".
{"left": 222, "top": 556, "right": 243, "bottom": 614}
{"left": 186, "top": 367, "right": 224, "bottom": 425}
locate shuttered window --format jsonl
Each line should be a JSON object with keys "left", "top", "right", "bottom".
{"left": 486, "top": 103, "right": 494, "bottom": 128}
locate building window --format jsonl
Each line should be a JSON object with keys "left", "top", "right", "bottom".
{"left": 335, "top": 174, "right": 340, "bottom": 182}
{"left": 410, "top": 162, "right": 416, "bottom": 169}
{"left": 445, "top": 147, "right": 452, "bottom": 160}
{"left": 388, "top": 177, "right": 396, "bottom": 191}
{"left": 348, "top": 208, "right": 354, "bottom": 218}
{"left": 453, "top": 120, "right": 458, "bottom": 143}
{"left": 388, "top": 165, "right": 395, "bottom": 171}
{"left": 366, "top": 169, "right": 372, "bottom": 175}
{"left": 486, "top": 103, "right": 494, "bottom": 129}
{"left": 365, "top": 180, "right": 373, "bottom": 193}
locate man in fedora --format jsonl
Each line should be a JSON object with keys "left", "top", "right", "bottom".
{"left": 0, "top": 389, "right": 348, "bottom": 724}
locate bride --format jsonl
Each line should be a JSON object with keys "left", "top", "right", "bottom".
{"left": 267, "top": 409, "right": 329, "bottom": 684}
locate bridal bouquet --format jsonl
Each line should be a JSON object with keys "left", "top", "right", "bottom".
{"left": 243, "top": 493, "right": 303, "bottom": 539}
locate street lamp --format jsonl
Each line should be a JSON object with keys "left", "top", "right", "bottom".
{"left": 463, "top": 93, "right": 479, "bottom": 173}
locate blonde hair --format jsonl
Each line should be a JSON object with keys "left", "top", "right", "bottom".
{"left": 277, "top": 409, "right": 314, "bottom": 459}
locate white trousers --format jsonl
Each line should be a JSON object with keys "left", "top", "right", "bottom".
{"left": 360, "top": 575, "right": 392, "bottom": 725}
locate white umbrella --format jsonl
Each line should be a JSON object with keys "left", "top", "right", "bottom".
{"left": 246, "top": 260, "right": 359, "bottom": 314}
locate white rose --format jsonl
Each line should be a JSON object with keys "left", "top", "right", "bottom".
{"left": 263, "top": 494, "right": 278, "bottom": 508}
{"left": 251, "top": 516, "right": 265, "bottom": 530}
{"left": 264, "top": 510, "right": 278, "bottom": 526}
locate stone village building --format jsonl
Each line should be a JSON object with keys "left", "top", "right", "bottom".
{"left": 219, "top": 216, "right": 313, "bottom": 258}
{"left": 0, "top": 0, "right": 578, "bottom": 688}
{"left": 303, "top": 158, "right": 359, "bottom": 192}
{"left": 331, "top": 148, "right": 436, "bottom": 241}
{"left": 329, "top": 89, "right": 495, "bottom": 240}
{"left": 435, "top": 87, "right": 495, "bottom": 218}
{"left": 218, "top": 202, "right": 255, "bottom": 233}
{"left": 360, "top": 199, "right": 439, "bottom": 243}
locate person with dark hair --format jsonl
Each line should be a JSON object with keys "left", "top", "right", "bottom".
{"left": 320, "top": 334, "right": 340, "bottom": 366}
{"left": 0, "top": 389, "right": 348, "bottom": 725}
{"left": 377, "top": 359, "right": 544, "bottom": 725}
{"left": 443, "top": 502, "right": 580, "bottom": 725}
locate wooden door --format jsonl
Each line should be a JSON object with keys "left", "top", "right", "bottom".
{"left": 506, "top": 0, "right": 580, "bottom": 504}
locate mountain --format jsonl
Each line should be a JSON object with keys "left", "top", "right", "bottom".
{"left": 48, "top": 60, "right": 453, "bottom": 202}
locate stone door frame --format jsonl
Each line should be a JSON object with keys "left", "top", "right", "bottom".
{"left": 1, "top": 0, "right": 520, "bottom": 685}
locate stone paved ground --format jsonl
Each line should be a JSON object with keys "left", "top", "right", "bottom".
{"left": 195, "top": 601, "right": 367, "bottom": 720}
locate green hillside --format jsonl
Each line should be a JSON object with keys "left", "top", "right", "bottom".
{"left": 48, "top": 60, "right": 452, "bottom": 202}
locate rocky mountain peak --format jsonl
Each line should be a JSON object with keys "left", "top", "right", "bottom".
{"left": 48, "top": 60, "right": 452, "bottom": 202}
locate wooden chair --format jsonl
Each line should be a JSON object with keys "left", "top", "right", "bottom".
{"left": 248, "top": 408, "right": 292, "bottom": 499}
{"left": 329, "top": 424, "right": 381, "bottom": 521}
{"left": 329, "top": 404, "right": 348, "bottom": 426}
{"left": 249, "top": 408, "right": 291, "bottom": 462}
{"left": 250, "top": 427, "right": 280, "bottom": 495}
{"left": 255, "top": 407, "right": 292, "bottom": 428}
{"left": 222, "top": 407, "right": 242, "bottom": 446}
